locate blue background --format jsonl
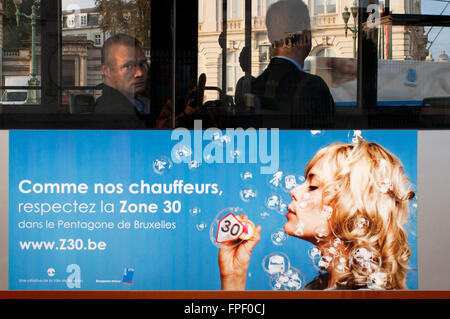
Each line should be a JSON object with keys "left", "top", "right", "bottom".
{"left": 9, "top": 130, "right": 418, "bottom": 290}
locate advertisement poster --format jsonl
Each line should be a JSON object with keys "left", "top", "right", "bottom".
{"left": 309, "top": 56, "right": 450, "bottom": 106}
{"left": 9, "top": 128, "right": 418, "bottom": 290}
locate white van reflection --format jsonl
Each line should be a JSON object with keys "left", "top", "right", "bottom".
{"left": 1, "top": 91, "right": 27, "bottom": 105}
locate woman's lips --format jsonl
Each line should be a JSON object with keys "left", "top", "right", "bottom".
{"left": 286, "top": 205, "right": 296, "bottom": 218}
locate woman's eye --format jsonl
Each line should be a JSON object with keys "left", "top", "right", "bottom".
{"left": 308, "top": 185, "right": 318, "bottom": 191}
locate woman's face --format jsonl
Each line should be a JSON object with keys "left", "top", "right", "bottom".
{"left": 284, "top": 158, "right": 333, "bottom": 242}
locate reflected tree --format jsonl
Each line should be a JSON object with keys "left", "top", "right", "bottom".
{"left": 95, "top": 0, "right": 151, "bottom": 47}
{"left": 2, "top": 0, "right": 35, "bottom": 48}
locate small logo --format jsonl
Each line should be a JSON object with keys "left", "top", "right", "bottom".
{"left": 47, "top": 268, "right": 55, "bottom": 277}
{"left": 405, "top": 68, "right": 418, "bottom": 87}
{"left": 122, "top": 268, "right": 135, "bottom": 284}
{"left": 66, "top": 264, "right": 82, "bottom": 289}
{"left": 407, "top": 68, "right": 417, "bottom": 83}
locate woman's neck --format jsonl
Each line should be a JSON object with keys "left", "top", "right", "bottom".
{"left": 316, "top": 237, "right": 349, "bottom": 289}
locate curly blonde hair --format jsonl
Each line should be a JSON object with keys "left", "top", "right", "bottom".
{"left": 305, "top": 138, "right": 415, "bottom": 289}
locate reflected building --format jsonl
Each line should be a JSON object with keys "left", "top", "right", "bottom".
{"left": 1, "top": 6, "right": 151, "bottom": 90}
{"left": 198, "top": 0, "right": 429, "bottom": 101}
{"left": 2, "top": 6, "right": 106, "bottom": 88}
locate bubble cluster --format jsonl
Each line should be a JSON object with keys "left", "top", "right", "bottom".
{"left": 271, "top": 228, "right": 288, "bottom": 246}
{"left": 262, "top": 253, "right": 305, "bottom": 291}
{"left": 152, "top": 156, "right": 172, "bottom": 175}
{"left": 307, "top": 237, "right": 350, "bottom": 276}
{"left": 270, "top": 267, "right": 305, "bottom": 291}
{"left": 349, "top": 247, "right": 382, "bottom": 274}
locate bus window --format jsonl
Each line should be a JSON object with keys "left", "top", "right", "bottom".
{"left": 59, "top": 0, "right": 151, "bottom": 114}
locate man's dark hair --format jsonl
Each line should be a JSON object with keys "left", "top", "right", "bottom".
{"left": 101, "top": 33, "right": 143, "bottom": 65}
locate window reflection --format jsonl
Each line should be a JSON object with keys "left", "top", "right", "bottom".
{"left": 1, "top": 0, "right": 41, "bottom": 105}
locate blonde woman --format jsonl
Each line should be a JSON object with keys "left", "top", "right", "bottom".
{"left": 219, "top": 138, "right": 415, "bottom": 290}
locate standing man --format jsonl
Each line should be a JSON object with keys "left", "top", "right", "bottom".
{"left": 252, "top": 0, "right": 334, "bottom": 127}
{"left": 96, "top": 33, "right": 150, "bottom": 117}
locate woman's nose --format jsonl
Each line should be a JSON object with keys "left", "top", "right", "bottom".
{"left": 290, "top": 185, "right": 303, "bottom": 201}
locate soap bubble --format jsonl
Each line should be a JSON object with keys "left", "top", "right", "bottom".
{"left": 308, "top": 246, "right": 322, "bottom": 260}
{"left": 211, "top": 131, "right": 222, "bottom": 143}
{"left": 266, "top": 171, "right": 284, "bottom": 190}
{"left": 271, "top": 228, "right": 288, "bottom": 246}
{"left": 188, "top": 160, "right": 201, "bottom": 170}
{"left": 260, "top": 210, "right": 270, "bottom": 219}
{"left": 348, "top": 130, "right": 364, "bottom": 144}
{"left": 313, "top": 255, "right": 331, "bottom": 274}
{"left": 356, "top": 217, "right": 370, "bottom": 230}
{"left": 293, "top": 220, "right": 305, "bottom": 237}
{"left": 320, "top": 206, "right": 333, "bottom": 220}
{"left": 310, "top": 130, "right": 324, "bottom": 136}
{"left": 278, "top": 198, "right": 289, "bottom": 215}
{"left": 269, "top": 276, "right": 284, "bottom": 291}
{"left": 152, "top": 156, "right": 172, "bottom": 175}
{"left": 314, "top": 225, "right": 330, "bottom": 243}
{"left": 262, "top": 252, "right": 290, "bottom": 276}
{"left": 334, "top": 256, "right": 350, "bottom": 274}
{"left": 171, "top": 143, "right": 192, "bottom": 163}
{"left": 240, "top": 185, "right": 257, "bottom": 202}
{"left": 195, "top": 222, "right": 208, "bottom": 231}
{"left": 240, "top": 171, "right": 253, "bottom": 181}
{"left": 189, "top": 207, "right": 201, "bottom": 216}
{"left": 230, "top": 149, "right": 242, "bottom": 160}
{"left": 265, "top": 193, "right": 281, "bottom": 210}
{"left": 221, "top": 135, "right": 232, "bottom": 144}
{"left": 367, "top": 272, "right": 389, "bottom": 290}
{"left": 281, "top": 174, "right": 305, "bottom": 192}
{"left": 209, "top": 207, "right": 247, "bottom": 248}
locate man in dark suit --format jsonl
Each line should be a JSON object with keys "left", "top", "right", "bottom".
{"left": 252, "top": 0, "right": 334, "bottom": 128}
{"left": 95, "top": 34, "right": 151, "bottom": 123}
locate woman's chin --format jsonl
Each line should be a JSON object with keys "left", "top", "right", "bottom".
{"left": 283, "top": 221, "right": 301, "bottom": 239}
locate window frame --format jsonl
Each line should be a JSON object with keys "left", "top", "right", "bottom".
{"left": 1, "top": 0, "right": 450, "bottom": 130}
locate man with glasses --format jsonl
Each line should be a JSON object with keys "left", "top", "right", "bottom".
{"left": 96, "top": 33, "right": 151, "bottom": 117}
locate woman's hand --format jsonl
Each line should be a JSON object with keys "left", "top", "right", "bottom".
{"left": 218, "top": 225, "right": 261, "bottom": 290}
